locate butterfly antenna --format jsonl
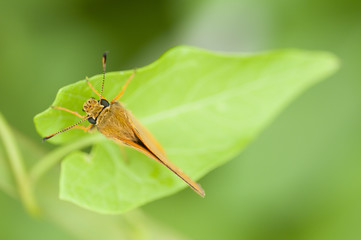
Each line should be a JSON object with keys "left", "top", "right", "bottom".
{"left": 42, "top": 118, "right": 88, "bottom": 142}
{"left": 100, "top": 51, "right": 108, "bottom": 100}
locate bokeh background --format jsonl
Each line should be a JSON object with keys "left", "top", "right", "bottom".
{"left": 0, "top": 0, "right": 360, "bottom": 239}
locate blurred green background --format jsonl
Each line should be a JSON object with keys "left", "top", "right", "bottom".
{"left": 0, "top": 0, "right": 360, "bottom": 239}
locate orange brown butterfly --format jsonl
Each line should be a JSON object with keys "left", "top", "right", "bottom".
{"left": 43, "top": 53, "right": 205, "bottom": 197}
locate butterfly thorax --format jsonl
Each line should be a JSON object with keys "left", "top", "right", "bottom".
{"left": 96, "top": 102, "right": 139, "bottom": 143}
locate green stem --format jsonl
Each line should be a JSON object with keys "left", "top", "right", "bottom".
{"left": 30, "top": 134, "right": 104, "bottom": 184}
{"left": 0, "top": 113, "right": 39, "bottom": 215}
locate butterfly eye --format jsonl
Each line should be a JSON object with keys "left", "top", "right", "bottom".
{"left": 88, "top": 117, "right": 96, "bottom": 124}
{"left": 100, "top": 99, "right": 109, "bottom": 107}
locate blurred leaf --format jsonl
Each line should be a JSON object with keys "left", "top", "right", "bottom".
{"left": 0, "top": 113, "right": 47, "bottom": 198}
{"left": 34, "top": 46, "right": 338, "bottom": 213}
{"left": 0, "top": 116, "right": 16, "bottom": 198}
{"left": 0, "top": 113, "right": 39, "bottom": 215}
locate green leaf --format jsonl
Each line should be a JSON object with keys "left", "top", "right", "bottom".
{"left": 34, "top": 46, "right": 338, "bottom": 213}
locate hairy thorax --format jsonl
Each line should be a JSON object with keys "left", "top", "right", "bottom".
{"left": 96, "top": 102, "right": 138, "bottom": 142}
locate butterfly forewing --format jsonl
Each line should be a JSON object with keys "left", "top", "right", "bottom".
{"left": 128, "top": 112, "right": 205, "bottom": 197}
{"left": 97, "top": 102, "right": 205, "bottom": 197}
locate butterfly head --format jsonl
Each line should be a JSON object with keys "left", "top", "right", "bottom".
{"left": 82, "top": 97, "right": 110, "bottom": 123}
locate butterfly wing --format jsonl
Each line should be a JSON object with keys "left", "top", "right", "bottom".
{"left": 125, "top": 111, "right": 205, "bottom": 197}
{"left": 98, "top": 102, "right": 205, "bottom": 197}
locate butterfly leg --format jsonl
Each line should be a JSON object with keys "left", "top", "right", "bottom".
{"left": 86, "top": 76, "right": 100, "bottom": 97}
{"left": 73, "top": 124, "right": 93, "bottom": 132}
{"left": 51, "top": 106, "right": 87, "bottom": 119}
{"left": 43, "top": 106, "right": 91, "bottom": 141}
{"left": 118, "top": 145, "right": 129, "bottom": 163}
{"left": 111, "top": 69, "right": 136, "bottom": 103}
{"left": 86, "top": 76, "right": 110, "bottom": 101}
